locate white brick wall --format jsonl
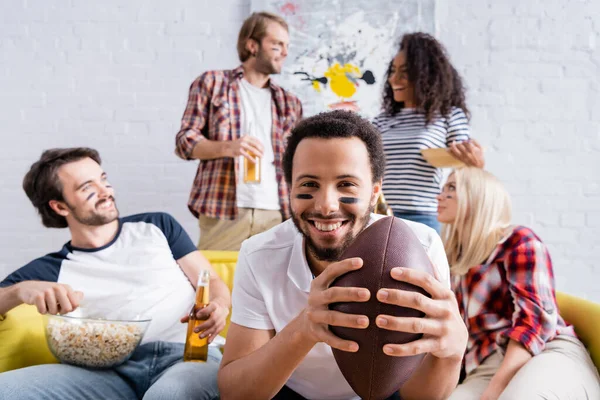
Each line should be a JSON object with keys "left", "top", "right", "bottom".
{"left": 437, "top": 0, "right": 600, "bottom": 300}
{"left": 0, "top": 0, "right": 251, "bottom": 278}
{"left": 2, "top": 0, "right": 599, "bottom": 301}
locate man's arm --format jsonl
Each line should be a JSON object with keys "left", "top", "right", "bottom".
{"left": 174, "top": 73, "right": 212, "bottom": 160}
{"left": 218, "top": 319, "right": 315, "bottom": 400}
{"left": 177, "top": 250, "right": 231, "bottom": 341}
{"left": 218, "top": 257, "right": 370, "bottom": 399}
{"left": 177, "top": 250, "right": 230, "bottom": 307}
{"left": 189, "top": 135, "right": 264, "bottom": 162}
{"left": 174, "top": 73, "right": 263, "bottom": 162}
{"left": 400, "top": 354, "right": 463, "bottom": 400}
{"left": 0, "top": 282, "right": 83, "bottom": 316}
{"left": 0, "top": 285, "right": 22, "bottom": 315}
{"left": 480, "top": 339, "right": 531, "bottom": 400}
{"left": 376, "top": 267, "right": 468, "bottom": 400}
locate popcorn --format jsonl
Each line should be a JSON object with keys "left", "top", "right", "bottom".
{"left": 46, "top": 317, "right": 145, "bottom": 368}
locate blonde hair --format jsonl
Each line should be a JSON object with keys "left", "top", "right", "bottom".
{"left": 237, "top": 12, "right": 288, "bottom": 62}
{"left": 440, "top": 167, "right": 512, "bottom": 276}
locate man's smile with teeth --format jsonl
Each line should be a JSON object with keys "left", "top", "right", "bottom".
{"left": 313, "top": 221, "right": 344, "bottom": 232}
{"left": 97, "top": 199, "right": 113, "bottom": 210}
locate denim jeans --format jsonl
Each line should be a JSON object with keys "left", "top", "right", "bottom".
{"left": 0, "top": 341, "right": 222, "bottom": 400}
{"left": 394, "top": 211, "right": 441, "bottom": 234}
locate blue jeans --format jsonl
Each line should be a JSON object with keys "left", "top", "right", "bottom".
{"left": 394, "top": 211, "right": 441, "bottom": 234}
{"left": 0, "top": 341, "right": 221, "bottom": 400}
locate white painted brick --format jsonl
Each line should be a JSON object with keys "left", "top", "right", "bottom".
{"left": 532, "top": 212, "right": 561, "bottom": 228}
{"left": 512, "top": 211, "right": 534, "bottom": 226}
{"left": 537, "top": 228, "right": 580, "bottom": 245}
{"left": 563, "top": 60, "right": 599, "bottom": 79}
{"left": 73, "top": 107, "right": 115, "bottom": 121}
{"left": 64, "top": 50, "right": 111, "bottom": 66}
{"left": 514, "top": 0, "right": 544, "bottom": 16}
{"left": 72, "top": 22, "right": 122, "bottom": 38}
{"left": 539, "top": 78, "right": 590, "bottom": 94}
{"left": 137, "top": 6, "right": 183, "bottom": 23}
{"left": 28, "top": 23, "right": 74, "bottom": 38}
{"left": 164, "top": 21, "right": 211, "bottom": 37}
{"left": 583, "top": 183, "right": 600, "bottom": 196}
{"left": 489, "top": 17, "right": 540, "bottom": 50}
{"left": 560, "top": 212, "right": 586, "bottom": 227}
{"left": 112, "top": 51, "right": 157, "bottom": 65}
{"left": 586, "top": 212, "right": 600, "bottom": 227}
{"left": 0, "top": 24, "right": 28, "bottom": 38}
{"left": 125, "top": 122, "right": 150, "bottom": 137}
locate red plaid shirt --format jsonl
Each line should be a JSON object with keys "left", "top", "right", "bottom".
{"left": 452, "top": 226, "right": 576, "bottom": 375}
{"left": 175, "top": 66, "right": 303, "bottom": 220}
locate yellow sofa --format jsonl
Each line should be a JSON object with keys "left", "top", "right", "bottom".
{"left": 1, "top": 250, "right": 599, "bottom": 375}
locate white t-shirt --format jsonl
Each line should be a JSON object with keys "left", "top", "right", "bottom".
{"left": 236, "top": 78, "right": 280, "bottom": 210}
{"left": 231, "top": 214, "right": 450, "bottom": 400}
{"left": 0, "top": 213, "right": 197, "bottom": 344}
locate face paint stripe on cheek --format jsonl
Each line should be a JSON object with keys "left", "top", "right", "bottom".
{"left": 296, "top": 194, "right": 313, "bottom": 200}
{"left": 339, "top": 197, "right": 359, "bottom": 204}
{"left": 86, "top": 193, "right": 96, "bottom": 201}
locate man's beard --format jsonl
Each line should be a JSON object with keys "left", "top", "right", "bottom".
{"left": 292, "top": 206, "right": 373, "bottom": 262}
{"left": 255, "top": 47, "right": 280, "bottom": 75}
{"left": 67, "top": 197, "right": 119, "bottom": 226}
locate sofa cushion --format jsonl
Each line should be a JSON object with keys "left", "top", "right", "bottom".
{"left": 200, "top": 250, "right": 238, "bottom": 337}
{"left": 0, "top": 304, "right": 58, "bottom": 372}
{"left": 556, "top": 291, "right": 600, "bottom": 373}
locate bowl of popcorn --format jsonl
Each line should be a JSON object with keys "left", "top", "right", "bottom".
{"left": 44, "top": 312, "right": 151, "bottom": 369}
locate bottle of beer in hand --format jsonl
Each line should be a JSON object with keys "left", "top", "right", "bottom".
{"left": 243, "top": 152, "right": 261, "bottom": 184}
{"left": 376, "top": 192, "right": 394, "bottom": 216}
{"left": 183, "top": 269, "right": 211, "bottom": 362}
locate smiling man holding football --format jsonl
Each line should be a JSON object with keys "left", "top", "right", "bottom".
{"left": 218, "top": 110, "right": 468, "bottom": 400}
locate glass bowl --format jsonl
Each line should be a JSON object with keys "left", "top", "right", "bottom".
{"left": 44, "top": 313, "right": 151, "bottom": 369}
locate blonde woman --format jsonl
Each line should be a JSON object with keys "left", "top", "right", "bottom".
{"left": 437, "top": 167, "right": 600, "bottom": 400}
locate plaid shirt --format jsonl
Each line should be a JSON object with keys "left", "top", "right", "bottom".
{"left": 453, "top": 226, "right": 576, "bottom": 375}
{"left": 175, "top": 66, "right": 303, "bottom": 220}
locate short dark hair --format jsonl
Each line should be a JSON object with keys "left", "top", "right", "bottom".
{"left": 23, "top": 147, "right": 101, "bottom": 228}
{"left": 382, "top": 32, "right": 469, "bottom": 124}
{"left": 283, "top": 110, "right": 385, "bottom": 184}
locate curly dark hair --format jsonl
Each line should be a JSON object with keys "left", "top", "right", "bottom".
{"left": 23, "top": 147, "right": 101, "bottom": 228}
{"left": 283, "top": 110, "right": 385, "bottom": 184}
{"left": 382, "top": 32, "right": 469, "bottom": 124}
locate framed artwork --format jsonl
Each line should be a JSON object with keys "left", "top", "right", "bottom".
{"left": 251, "top": 0, "right": 435, "bottom": 119}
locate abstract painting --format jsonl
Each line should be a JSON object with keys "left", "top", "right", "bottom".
{"left": 251, "top": 0, "right": 435, "bottom": 118}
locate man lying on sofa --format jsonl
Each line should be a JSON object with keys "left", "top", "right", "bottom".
{"left": 217, "top": 110, "right": 469, "bottom": 400}
{"left": 0, "top": 147, "right": 230, "bottom": 400}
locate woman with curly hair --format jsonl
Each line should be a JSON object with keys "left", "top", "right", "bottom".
{"left": 438, "top": 167, "right": 600, "bottom": 399}
{"left": 372, "top": 32, "right": 484, "bottom": 232}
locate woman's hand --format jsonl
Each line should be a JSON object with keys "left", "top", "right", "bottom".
{"left": 449, "top": 140, "right": 485, "bottom": 168}
{"left": 480, "top": 381, "right": 504, "bottom": 400}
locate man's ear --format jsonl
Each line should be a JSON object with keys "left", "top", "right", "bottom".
{"left": 49, "top": 200, "right": 70, "bottom": 217}
{"left": 246, "top": 38, "right": 259, "bottom": 57}
{"left": 370, "top": 180, "right": 383, "bottom": 208}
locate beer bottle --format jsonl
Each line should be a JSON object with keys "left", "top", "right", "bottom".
{"left": 243, "top": 153, "right": 261, "bottom": 184}
{"left": 183, "top": 270, "right": 211, "bottom": 362}
{"left": 376, "top": 192, "right": 394, "bottom": 216}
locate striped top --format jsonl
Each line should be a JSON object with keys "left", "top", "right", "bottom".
{"left": 372, "top": 107, "right": 470, "bottom": 215}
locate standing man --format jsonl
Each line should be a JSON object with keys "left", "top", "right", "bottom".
{"left": 217, "top": 111, "right": 468, "bottom": 400}
{"left": 175, "top": 12, "right": 303, "bottom": 251}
